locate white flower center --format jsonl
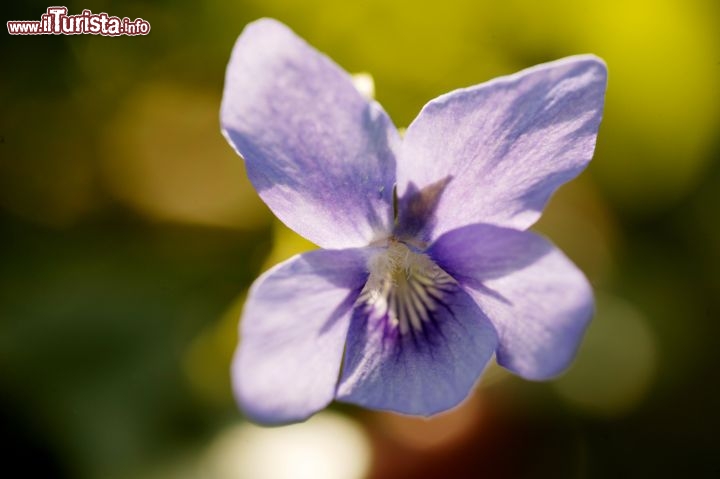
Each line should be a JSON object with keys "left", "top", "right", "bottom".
{"left": 358, "top": 241, "right": 456, "bottom": 335}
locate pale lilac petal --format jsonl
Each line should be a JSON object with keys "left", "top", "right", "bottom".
{"left": 232, "top": 248, "right": 372, "bottom": 424}
{"left": 429, "top": 224, "right": 593, "bottom": 379}
{"left": 221, "top": 19, "right": 399, "bottom": 248}
{"left": 396, "top": 56, "right": 607, "bottom": 242}
{"left": 336, "top": 286, "right": 497, "bottom": 415}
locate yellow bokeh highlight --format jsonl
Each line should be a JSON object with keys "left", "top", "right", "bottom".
{"left": 102, "top": 82, "right": 271, "bottom": 230}
{"left": 581, "top": 0, "right": 720, "bottom": 208}
{"left": 184, "top": 293, "right": 246, "bottom": 406}
{"left": 554, "top": 293, "right": 657, "bottom": 416}
{"left": 260, "top": 220, "right": 318, "bottom": 271}
{"left": 184, "top": 220, "right": 316, "bottom": 405}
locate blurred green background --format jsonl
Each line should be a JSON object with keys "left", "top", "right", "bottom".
{"left": 1, "top": 0, "right": 719, "bottom": 478}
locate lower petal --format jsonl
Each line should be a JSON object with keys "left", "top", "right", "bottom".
{"left": 233, "top": 248, "right": 371, "bottom": 425}
{"left": 336, "top": 285, "right": 497, "bottom": 416}
{"left": 429, "top": 224, "right": 594, "bottom": 380}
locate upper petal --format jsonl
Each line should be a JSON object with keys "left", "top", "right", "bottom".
{"left": 429, "top": 224, "right": 594, "bottom": 379}
{"left": 395, "top": 55, "right": 607, "bottom": 242}
{"left": 221, "top": 19, "right": 399, "bottom": 248}
{"left": 232, "top": 247, "right": 371, "bottom": 425}
{"left": 336, "top": 283, "right": 498, "bottom": 416}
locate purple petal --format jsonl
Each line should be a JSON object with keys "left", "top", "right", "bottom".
{"left": 232, "top": 247, "right": 372, "bottom": 424}
{"left": 395, "top": 56, "right": 607, "bottom": 242}
{"left": 336, "top": 286, "right": 498, "bottom": 416}
{"left": 429, "top": 224, "right": 593, "bottom": 379}
{"left": 221, "top": 19, "right": 399, "bottom": 248}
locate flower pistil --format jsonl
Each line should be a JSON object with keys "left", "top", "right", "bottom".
{"left": 358, "top": 241, "right": 457, "bottom": 336}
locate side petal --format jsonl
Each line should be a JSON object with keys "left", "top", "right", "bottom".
{"left": 429, "top": 224, "right": 594, "bottom": 380}
{"left": 233, "top": 248, "right": 371, "bottom": 425}
{"left": 221, "top": 19, "right": 399, "bottom": 248}
{"left": 396, "top": 55, "right": 607, "bottom": 242}
{"left": 336, "top": 286, "right": 498, "bottom": 416}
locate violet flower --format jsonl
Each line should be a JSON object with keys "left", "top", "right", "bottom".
{"left": 221, "top": 19, "right": 607, "bottom": 424}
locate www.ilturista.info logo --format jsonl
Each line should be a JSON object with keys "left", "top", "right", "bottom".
{"left": 7, "top": 7, "right": 150, "bottom": 36}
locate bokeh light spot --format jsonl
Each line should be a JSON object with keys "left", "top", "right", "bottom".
{"left": 554, "top": 293, "right": 658, "bottom": 416}
{"left": 203, "top": 412, "right": 372, "bottom": 479}
{"left": 102, "top": 82, "right": 271, "bottom": 230}
{"left": 352, "top": 72, "right": 375, "bottom": 100}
